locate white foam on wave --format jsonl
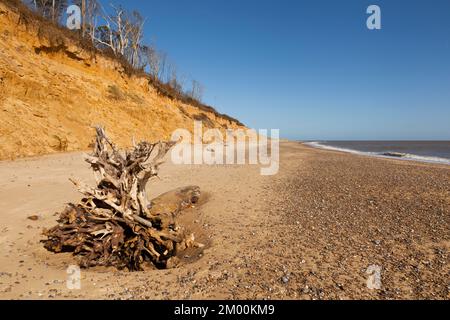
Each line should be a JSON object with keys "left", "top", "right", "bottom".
{"left": 304, "top": 142, "right": 450, "bottom": 165}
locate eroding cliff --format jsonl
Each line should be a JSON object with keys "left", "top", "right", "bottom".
{"left": 0, "top": 1, "right": 243, "bottom": 160}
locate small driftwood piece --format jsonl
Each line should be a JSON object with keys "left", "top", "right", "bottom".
{"left": 42, "top": 127, "right": 201, "bottom": 270}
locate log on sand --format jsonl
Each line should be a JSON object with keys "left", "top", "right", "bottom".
{"left": 42, "top": 127, "right": 202, "bottom": 271}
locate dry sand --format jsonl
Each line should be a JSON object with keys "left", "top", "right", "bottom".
{"left": 0, "top": 142, "right": 449, "bottom": 300}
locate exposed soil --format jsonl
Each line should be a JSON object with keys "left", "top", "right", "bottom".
{"left": 0, "top": 1, "right": 244, "bottom": 161}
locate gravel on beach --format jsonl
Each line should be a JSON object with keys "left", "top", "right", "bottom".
{"left": 0, "top": 142, "right": 448, "bottom": 300}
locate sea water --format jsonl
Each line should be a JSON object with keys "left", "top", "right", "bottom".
{"left": 305, "top": 141, "right": 450, "bottom": 165}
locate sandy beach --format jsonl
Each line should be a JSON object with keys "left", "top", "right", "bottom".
{"left": 0, "top": 142, "right": 448, "bottom": 300}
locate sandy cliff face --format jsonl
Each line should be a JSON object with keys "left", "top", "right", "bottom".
{"left": 0, "top": 2, "right": 244, "bottom": 160}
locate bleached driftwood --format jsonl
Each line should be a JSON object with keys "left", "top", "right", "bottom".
{"left": 43, "top": 127, "right": 201, "bottom": 270}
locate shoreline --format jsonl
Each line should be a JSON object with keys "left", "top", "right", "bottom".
{"left": 303, "top": 141, "right": 450, "bottom": 167}
{"left": 0, "top": 142, "right": 448, "bottom": 299}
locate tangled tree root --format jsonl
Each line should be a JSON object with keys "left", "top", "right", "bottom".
{"left": 42, "top": 127, "right": 202, "bottom": 271}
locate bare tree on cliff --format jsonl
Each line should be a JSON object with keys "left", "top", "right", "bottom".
{"left": 147, "top": 46, "right": 161, "bottom": 78}
{"left": 126, "top": 11, "right": 146, "bottom": 69}
{"left": 72, "top": 0, "right": 99, "bottom": 42}
{"left": 189, "top": 80, "right": 204, "bottom": 102}
{"left": 93, "top": 5, "right": 125, "bottom": 55}
{"left": 139, "top": 45, "right": 160, "bottom": 76}
{"left": 93, "top": 4, "right": 145, "bottom": 66}
{"left": 30, "top": 0, "right": 67, "bottom": 23}
{"left": 167, "top": 64, "right": 183, "bottom": 94}
{"left": 157, "top": 51, "right": 168, "bottom": 82}
{"left": 23, "top": 0, "right": 201, "bottom": 103}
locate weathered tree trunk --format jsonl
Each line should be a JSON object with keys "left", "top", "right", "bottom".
{"left": 42, "top": 127, "right": 202, "bottom": 271}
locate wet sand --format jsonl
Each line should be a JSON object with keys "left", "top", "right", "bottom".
{"left": 0, "top": 142, "right": 448, "bottom": 300}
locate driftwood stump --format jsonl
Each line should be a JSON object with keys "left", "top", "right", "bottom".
{"left": 42, "top": 127, "right": 202, "bottom": 270}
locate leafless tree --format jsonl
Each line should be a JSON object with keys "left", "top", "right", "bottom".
{"left": 93, "top": 4, "right": 145, "bottom": 67}
{"left": 127, "top": 11, "right": 146, "bottom": 69}
{"left": 189, "top": 80, "right": 204, "bottom": 102}
{"left": 147, "top": 47, "right": 160, "bottom": 78}
{"left": 24, "top": 0, "right": 205, "bottom": 102}
{"left": 72, "top": 0, "right": 99, "bottom": 41}
{"left": 92, "top": 5, "right": 123, "bottom": 55}
{"left": 86, "top": 0, "right": 100, "bottom": 42}
{"left": 167, "top": 64, "right": 183, "bottom": 93}
{"left": 157, "top": 51, "right": 168, "bottom": 82}
{"left": 30, "top": 0, "right": 67, "bottom": 23}
{"left": 139, "top": 45, "right": 160, "bottom": 77}
{"left": 110, "top": 5, "right": 129, "bottom": 55}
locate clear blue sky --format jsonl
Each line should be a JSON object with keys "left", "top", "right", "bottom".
{"left": 101, "top": 0, "right": 450, "bottom": 140}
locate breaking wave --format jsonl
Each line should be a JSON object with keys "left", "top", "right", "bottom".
{"left": 304, "top": 142, "right": 450, "bottom": 165}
